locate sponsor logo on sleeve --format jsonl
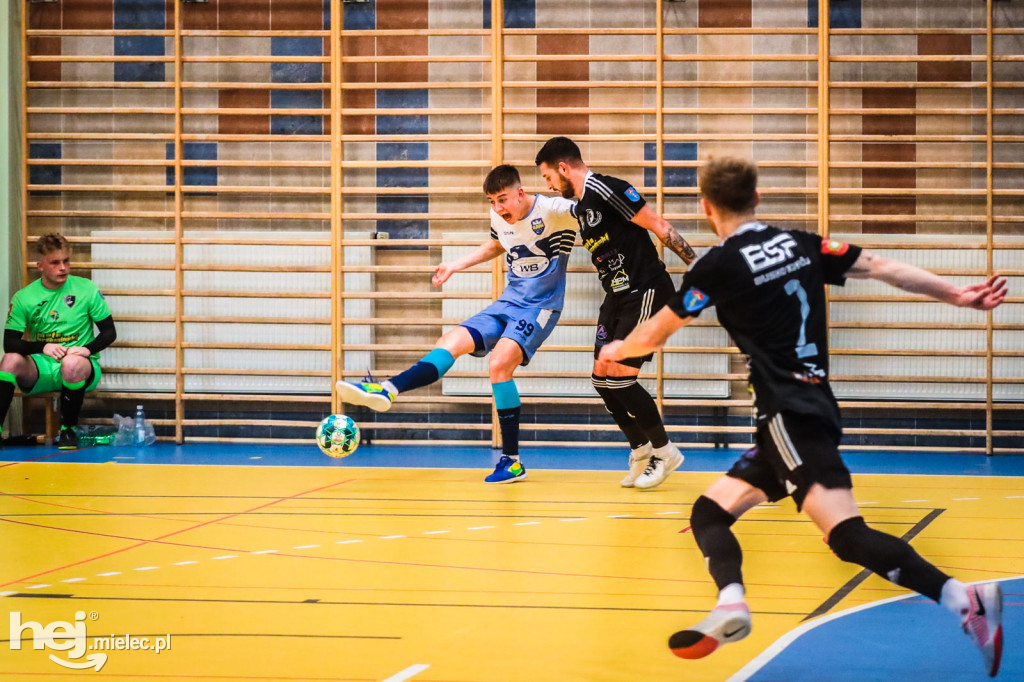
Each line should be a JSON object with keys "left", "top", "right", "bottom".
{"left": 624, "top": 187, "right": 641, "bottom": 202}
{"left": 683, "top": 287, "right": 709, "bottom": 313}
{"left": 821, "top": 239, "right": 849, "bottom": 256}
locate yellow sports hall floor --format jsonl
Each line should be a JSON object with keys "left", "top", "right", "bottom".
{"left": 1, "top": 443, "right": 1022, "bottom": 681}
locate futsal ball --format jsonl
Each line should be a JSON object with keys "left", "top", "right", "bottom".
{"left": 316, "top": 414, "right": 360, "bottom": 458}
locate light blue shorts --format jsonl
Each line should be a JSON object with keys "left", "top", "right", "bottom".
{"left": 460, "top": 299, "right": 561, "bottom": 366}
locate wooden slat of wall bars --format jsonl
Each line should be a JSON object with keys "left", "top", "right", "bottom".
{"left": 17, "top": 4, "right": 1022, "bottom": 451}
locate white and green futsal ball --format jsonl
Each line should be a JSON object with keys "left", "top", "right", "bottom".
{"left": 316, "top": 414, "right": 360, "bottom": 458}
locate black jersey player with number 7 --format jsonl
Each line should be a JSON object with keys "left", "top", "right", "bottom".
{"left": 601, "top": 157, "right": 1007, "bottom": 677}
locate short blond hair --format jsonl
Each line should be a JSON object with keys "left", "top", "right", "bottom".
{"left": 36, "top": 233, "right": 70, "bottom": 257}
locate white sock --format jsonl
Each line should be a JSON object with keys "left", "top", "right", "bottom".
{"left": 652, "top": 442, "right": 676, "bottom": 457}
{"left": 940, "top": 578, "right": 970, "bottom": 621}
{"left": 716, "top": 583, "right": 746, "bottom": 607}
{"left": 382, "top": 380, "right": 398, "bottom": 396}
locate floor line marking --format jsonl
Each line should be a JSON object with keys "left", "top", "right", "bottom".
{"left": 422, "top": 530, "right": 449, "bottom": 535}
{"left": 608, "top": 514, "right": 633, "bottom": 518}
{"left": 26, "top": 584, "right": 50, "bottom": 590}
{"left": 173, "top": 561, "right": 198, "bottom": 566}
{"left": 133, "top": 566, "right": 159, "bottom": 571}
{"left": 0, "top": 477, "right": 356, "bottom": 589}
{"left": 467, "top": 526, "right": 494, "bottom": 530}
{"left": 514, "top": 522, "right": 541, "bottom": 526}
{"left": 380, "top": 535, "right": 405, "bottom": 540}
{"left": 211, "top": 555, "right": 236, "bottom": 560}
{"left": 251, "top": 549, "right": 277, "bottom": 554}
{"left": 60, "top": 578, "right": 85, "bottom": 583}
{"left": 96, "top": 572, "right": 121, "bottom": 577}
{"left": 382, "top": 663, "right": 431, "bottom": 682}
{"left": 953, "top": 497, "right": 979, "bottom": 501}
{"left": 336, "top": 540, "right": 362, "bottom": 544}
{"left": 561, "top": 518, "right": 587, "bottom": 522}
{"left": 293, "top": 545, "right": 320, "bottom": 549}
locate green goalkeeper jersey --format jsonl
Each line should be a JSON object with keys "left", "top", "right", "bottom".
{"left": 5, "top": 275, "right": 112, "bottom": 359}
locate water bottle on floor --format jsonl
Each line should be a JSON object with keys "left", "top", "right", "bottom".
{"left": 134, "top": 405, "right": 147, "bottom": 446}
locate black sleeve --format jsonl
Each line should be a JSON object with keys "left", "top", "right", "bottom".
{"left": 812, "top": 234, "right": 863, "bottom": 285}
{"left": 84, "top": 316, "right": 117, "bottom": 355}
{"left": 3, "top": 328, "right": 45, "bottom": 356}
{"left": 666, "top": 250, "right": 720, "bottom": 319}
{"left": 590, "top": 174, "right": 646, "bottom": 220}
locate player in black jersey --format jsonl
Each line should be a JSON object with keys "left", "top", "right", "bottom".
{"left": 536, "top": 136, "right": 697, "bottom": 490}
{"left": 601, "top": 157, "right": 1007, "bottom": 676}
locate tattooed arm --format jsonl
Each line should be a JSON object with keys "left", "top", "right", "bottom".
{"left": 631, "top": 205, "right": 696, "bottom": 265}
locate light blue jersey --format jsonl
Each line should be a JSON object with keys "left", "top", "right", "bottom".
{"left": 489, "top": 194, "right": 578, "bottom": 311}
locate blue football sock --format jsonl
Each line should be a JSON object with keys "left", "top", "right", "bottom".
{"left": 492, "top": 380, "right": 521, "bottom": 458}
{"left": 389, "top": 348, "right": 456, "bottom": 394}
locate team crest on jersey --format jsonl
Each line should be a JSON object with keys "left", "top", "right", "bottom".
{"left": 596, "top": 324, "right": 608, "bottom": 342}
{"left": 821, "top": 239, "right": 849, "bottom": 256}
{"left": 625, "top": 187, "right": 641, "bottom": 202}
{"left": 64, "top": 295, "right": 76, "bottom": 308}
{"left": 683, "top": 287, "right": 709, "bottom": 313}
{"left": 585, "top": 209, "right": 602, "bottom": 227}
{"left": 530, "top": 217, "right": 546, "bottom": 235}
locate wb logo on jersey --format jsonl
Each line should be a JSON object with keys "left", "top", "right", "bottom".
{"left": 740, "top": 234, "right": 799, "bottom": 273}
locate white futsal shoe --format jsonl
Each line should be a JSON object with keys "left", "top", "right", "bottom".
{"left": 669, "top": 601, "right": 752, "bottom": 659}
{"left": 620, "top": 442, "right": 653, "bottom": 487}
{"left": 634, "top": 443, "right": 684, "bottom": 490}
{"left": 963, "top": 582, "right": 1004, "bottom": 677}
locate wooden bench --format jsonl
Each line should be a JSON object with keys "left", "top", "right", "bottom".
{"left": 12, "top": 390, "right": 61, "bottom": 442}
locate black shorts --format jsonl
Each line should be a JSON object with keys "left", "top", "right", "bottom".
{"left": 594, "top": 273, "right": 675, "bottom": 369}
{"left": 726, "top": 411, "right": 852, "bottom": 511}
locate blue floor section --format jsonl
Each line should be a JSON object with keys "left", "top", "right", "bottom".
{"left": 2, "top": 442, "right": 1024, "bottom": 477}
{"left": 747, "top": 578, "right": 1021, "bottom": 682}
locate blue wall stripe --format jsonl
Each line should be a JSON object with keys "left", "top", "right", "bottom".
{"left": 166, "top": 142, "right": 217, "bottom": 188}
{"left": 271, "top": 37, "right": 324, "bottom": 135}
{"left": 376, "top": 142, "right": 429, "bottom": 240}
{"left": 114, "top": 0, "right": 165, "bottom": 82}
{"left": 29, "top": 142, "right": 61, "bottom": 197}
{"left": 808, "top": 0, "right": 861, "bottom": 29}
{"left": 644, "top": 142, "right": 697, "bottom": 188}
{"left": 344, "top": 0, "right": 375, "bottom": 30}
{"left": 504, "top": 0, "right": 536, "bottom": 29}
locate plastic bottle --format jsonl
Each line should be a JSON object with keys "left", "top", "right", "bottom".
{"left": 134, "top": 405, "right": 147, "bottom": 446}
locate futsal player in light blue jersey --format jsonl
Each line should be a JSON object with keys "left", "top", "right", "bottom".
{"left": 337, "top": 165, "right": 578, "bottom": 483}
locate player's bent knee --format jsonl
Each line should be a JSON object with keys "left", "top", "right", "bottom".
{"left": 826, "top": 516, "right": 871, "bottom": 564}
{"left": 690, "top": 495, "right": 737, "bottom": 532}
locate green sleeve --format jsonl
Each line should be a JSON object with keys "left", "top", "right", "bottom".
{"left": 87, "top": 282, "right": 112, "bottom": 322}
{"left": 5, "top": 290, "right": 29, "bottom": 333}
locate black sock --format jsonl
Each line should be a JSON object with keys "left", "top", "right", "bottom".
{"left": 0, "top": 372, "right": 15, "bottom": 430}
{"left": 592, "top": 374, "right": 648, "bottom": 449}
{"left": 59, "top": 368, "right": 92, "bottom": 429}
{"left": 497, "top": 406, "right": 520, "bottom": 458}
{"left": 828, "top": 516, "right": 950, "bottom": 602}
{"left": 691, "top": 496, "right": 744, "bottom": 591}
{"left": 608, "top": 379, "right": 669, "bottom": 449}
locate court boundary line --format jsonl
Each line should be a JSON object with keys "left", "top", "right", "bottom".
{"left": 728, "top": 576, "right": 1021, "bottom": 682}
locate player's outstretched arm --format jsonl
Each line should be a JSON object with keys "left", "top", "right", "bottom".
{"left": 599, "top": 306, "right": 693, "bottom": 363}
{"left": 846, "top": 251, "right": 1008, "bottom": 310}
{"left": 631, "top": 205, "right": 697, "bottom": 265}
{"left": 432, "top": 239, "right": 506, "bottom": 287}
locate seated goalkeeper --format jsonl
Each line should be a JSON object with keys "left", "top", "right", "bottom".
{"left": 1, "top": 234, "right": 117, "bottom": 450}
{"left": 337, "top": 164, "right": 578, "bottom": 483}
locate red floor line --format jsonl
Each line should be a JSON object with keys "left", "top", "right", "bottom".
{"left": 0, "top": 478, "right": 355, "bottom": 589}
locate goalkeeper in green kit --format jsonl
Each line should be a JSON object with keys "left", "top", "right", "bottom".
{"left": 1, "top": 234, "right": 117, "bottom": 449}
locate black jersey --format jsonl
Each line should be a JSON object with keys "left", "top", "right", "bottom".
{"left": 576, "top": 171, "right": 668, "bottom": 295}
{"left": 667, "top": 223, "right": 862, "bottom": 429}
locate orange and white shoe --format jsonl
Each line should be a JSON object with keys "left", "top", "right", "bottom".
{"left": 963, "top": 582, "right": 1003, "bottom": 677}
{"left": 668, "top": 602, "right": 751, "bottom": 660}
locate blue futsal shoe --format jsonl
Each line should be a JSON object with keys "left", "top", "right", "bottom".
{"left": 336, "top": 376, "right": 394, "bottom": 412}
{"left": 485, "top": 455, "right": 528, "bottom": 484}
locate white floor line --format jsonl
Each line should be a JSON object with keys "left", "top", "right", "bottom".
{"left": 380, "top": 535, "right": 405, "bottom": 539}
{"left": 382, "top": 663, "right": 430, "bottom": 682}
{"left": 422, "top": 530, "right": 449, "bottom": 535}
{"left": 133, "top": 566, "right": 159, "bottom": 571}
{"left": 172, "top": 561, "right": 197, "bottom": 566}
{"left": 467, "top": 526, "right": 494, "bottom": 530}
{"left": 336, "top": 540, "right": 362, "bottom": 544}
{"left": 96, "top": 572, "right": 121, "bottom": 577}
{"left": 513, "top": 521, "right": 541, "bottom": 526}
{"left": 252, "top": 549, "right": 277, "bottom": 554}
